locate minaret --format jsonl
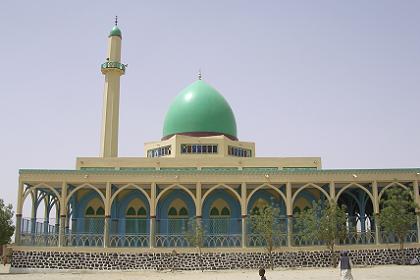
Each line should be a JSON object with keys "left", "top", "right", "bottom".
{"left": 100, "top": 17, "right": 125, "bottom": 157}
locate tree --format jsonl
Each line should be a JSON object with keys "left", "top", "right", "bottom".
{"left": 379, "top": 187, "right": 418, "bottom": 252}
{"left": 249, "top": 205, "right": 283, "bottom": 270}
{"left": 0, "top": 199, "right": 15, "bottom": 245}
{"left": 295, "top": 200, "right": 347, "bottom": 267}
{"left": 185, "top": 218, "right": 205, "bottom": 271}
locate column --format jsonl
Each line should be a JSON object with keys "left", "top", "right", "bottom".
{"left": 44, "top": 196, "right": 50, "bottom": 245}
{"left": 149, "top": 183, "right": 156, "bottom": 248}
{"left": 413, "top": 180, "right": 420, "bottom": 243}
{"left": 372, "top": 181, "right": 381, "bottom": 244}
{"left": 58, "top": 182, "right": 67, "bottom": 247}
{"left": 30, "top": 190, "right": 38, "bottom": 245}
{"left": 55, "top": 209, "right": 60, "bottom": 234}
{"left": 286, "top": 182, "right": 293, "bottom": 247}
{"left": 329, "top": 181, "right": 336, "bottom": 202}
{"left": 15, "top": 182, "right": 24, "bottom": 245}
{"left": 44, "top": 196, "right": 50, "bottom": 235}
{"left": 241, "top": 182, "right": 247, "bottom": 248}
{"left": 104, "top": 182, "right": 111, "bottom": 248}
{"left": 195, "top": 182, "right": 203, "bottom": 240}
{"left": 195, "top": 182, "right": 202, "bottom": 218}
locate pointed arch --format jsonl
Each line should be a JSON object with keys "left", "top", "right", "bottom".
{"left": 335, "top": 183, "right": 374, "bottom": 205}
{"left": 246, "top": 183, "right": 287, "bottom": 210}
{"left": 66, "top": 183, "right": 105, "bottom": 204}
{"left": 110, "top": 183, "right": 151, "bottom": 206}
{"left": 23, "top": 183, "right": 61, "bottom": 203}
{"left": 201, "top": 184, "right": 242, "bottom": 205}
{"left": 292, "top": 183, "right": 330, "bottom": 205}
{"left": 156, "top": 184, "right": 196, "bottom": 207}
{"left": 379, "top": 182, "right": 411, "bottom": 201}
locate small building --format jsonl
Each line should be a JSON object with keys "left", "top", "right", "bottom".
{"left": 15, "top": 22, "right": 420, "bottom": 252}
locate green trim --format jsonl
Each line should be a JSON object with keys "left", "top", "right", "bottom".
{"left": 201, "top": 167, "right": 238, "bottom": 172}
{"left": 160, "top": 167, "right": 197, "bottom": 171}
{"left": 242, "top": 167, "right": 279, "bottom": 171}
{"left": 80, "top": 167, "right": 116, "bottom": 171}
{"left": 283, "top": 167, "right": 318, "bottom": 171}
{"left": 119, "top": 167, "right": 156, "bottom": 171}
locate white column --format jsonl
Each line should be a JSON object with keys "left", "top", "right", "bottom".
{"left": 104, "top": 182, "right": 112, "bottom": 247}
{"left": 413, "top": 180, "right": 420, "bottom": 243}
{"left": 286, "top": 182, "right": 293, "bottom": 247}
{"left": 372, "top": 181, "right": 381, "bottom": 244}
{"left": 241, "top": 182, "right": 247, "bottom": 248}
{"left": 15, "top": 182, "right": 24, "bottom": 245}
{"left": 58, "top": 182, "right": 67, "bottom": 247}
{"left": 149, "top": 183, "right": 156, "bottom": 248}
{"left": 329, "top": 181, "right": 336, "bottom": 202}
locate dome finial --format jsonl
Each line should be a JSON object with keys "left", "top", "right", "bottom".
{"left": 115, "top": 16, "right": 118, "bottom": 26}
{"left": 198, "top": 69, "right": 202, "bottom": 80}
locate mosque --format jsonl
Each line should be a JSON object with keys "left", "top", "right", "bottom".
{"left": 15, "top": 22, "right": 420, "bottom": 250}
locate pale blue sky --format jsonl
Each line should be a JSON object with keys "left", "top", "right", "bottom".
{"left": 0, "top": 1, "right": 419, "bottom": 213}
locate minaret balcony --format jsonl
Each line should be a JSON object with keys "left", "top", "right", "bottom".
{"left": 101, "top": 61, "right": 126, "bottom": 74}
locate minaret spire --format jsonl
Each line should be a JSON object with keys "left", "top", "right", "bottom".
{"left": 100, "top": 20, "right": 125, "bottom": 157}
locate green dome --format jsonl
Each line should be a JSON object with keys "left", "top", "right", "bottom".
{"left": 109, "top": 25, "right": 122, "bottom": 38}
{"left": 163, "top": 80, "right": 237, "bottom": 140}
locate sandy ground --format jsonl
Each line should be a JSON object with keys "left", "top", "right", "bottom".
{"left": 1, "top": 265, "right": 420, "bottom": 279}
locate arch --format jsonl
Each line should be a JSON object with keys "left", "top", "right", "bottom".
{"left": 202, "top": 189, "right": 241, "bottom": 219}
{"left": 179, "top": 207, "right": 188, "bottom": 216}
{"left": 115, "top": 190, "right": 150, "bottom": 234}
{"left": 379, "top": 182, "right": 411, "bottom": 201}
{"left": 85, "top": 206, "right": 95, "bottom": 215}
{"left": 96, "top": 206, "right": 105, "bottom": 215}
{"left": 23, "top": 183, "right": 61, "bottom": 204}
{"left": 292, "top": 183, "right": 330, "bottom": 205}
{"left": 335, "top": 183, "right": 375, "bottom": 205}
{"left": 246, "top": 183, "right": 287, "bottom": 211}
{"left": 110, "top": 184, "right": 151, "bottom": 206}
{"left": 156, "top": 184, "right": 196, "bottom": 208}
{"left": 245, "top": 184, "right": 287, "bottom": 215}
{"left": 221, "top": 207, "right": 230, "bottom": 216}
{"left": 294, "top": 189, "right": 317, "bottom": 209}
{"left": 338, "top": 190, "right": 363, "bottom": 212}
{"left": 168, "top": 207, "right": 177, "bottom": 216}
{"left": 202, "top": 184, "right": 242, "bottom": 206}
{"left": 156, "top": 189, "right": 195, "bottom": 236}
{"left": 210, "top": 207, "right": 220, "bottom": 216}
{"left": 137, "top": 207, "right": 146, "bottom": 216}
{"left": 126, "top": 207, "right": 136, "bottom": 216}
{"left": 202, "top": 189, "right": 241, "bottom": 236}
{"left": 157, "top": 189, "right": 196, "bottom": 219}
{"left": 66, "top": 183, "right": 105, "bottom": 205}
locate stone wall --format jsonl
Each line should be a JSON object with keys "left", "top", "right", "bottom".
{"left": 11, "top": 248, "right": 420, "bottom": 271}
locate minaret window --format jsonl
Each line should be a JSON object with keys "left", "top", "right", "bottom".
{"left": 147, "top": 145, "right": 172, "bottom": 158}
{"left": 228, "top": 146, "right": 252, "bottom": 157}
{"left": 181, "top": 144, "right": 218, "bottom": 154}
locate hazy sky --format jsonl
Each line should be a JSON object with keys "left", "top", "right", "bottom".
{"left": 1, "top": 1, "right": 419, "bottom": 214}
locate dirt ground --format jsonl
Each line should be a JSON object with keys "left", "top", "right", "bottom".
{"left": 1, "top": 265, "right": 420, "bottom": 280}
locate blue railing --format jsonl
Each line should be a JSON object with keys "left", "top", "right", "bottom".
{"left": 18, "top": 217, "right": 419, "bottom": 248}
